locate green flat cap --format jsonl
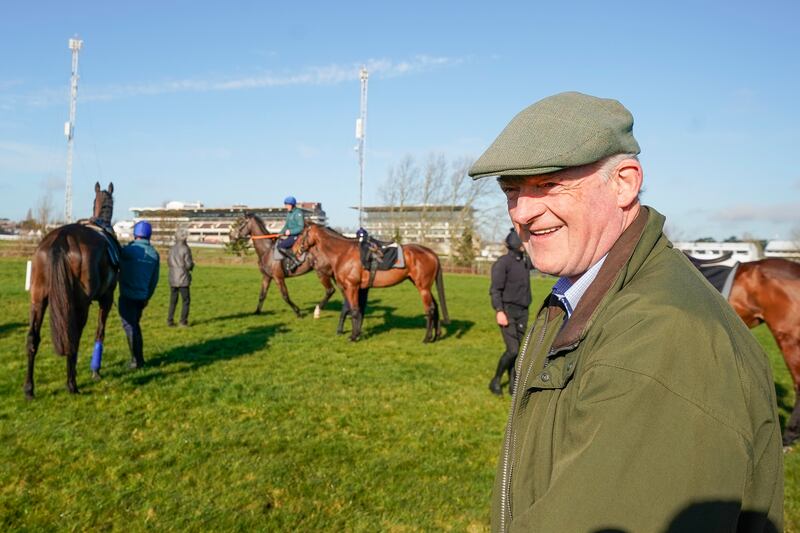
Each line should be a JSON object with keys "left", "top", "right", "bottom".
{"left": 469, "top": 91, "right": 640, "bottom": 179}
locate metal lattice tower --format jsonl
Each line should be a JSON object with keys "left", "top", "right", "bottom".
{"left": 64, "top": 37, "right": 83, "bottom": 223}
{"left": 355, "top": 66, "right": 368, "bottom": 228}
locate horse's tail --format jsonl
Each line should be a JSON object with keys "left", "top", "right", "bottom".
{"left": 47, "top": 233, "right": 80, "bottom": 356}
{"left": 435, "top": 258, "right": 450, "bottom": 325}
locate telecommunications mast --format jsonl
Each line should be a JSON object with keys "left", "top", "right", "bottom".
{"left": 64, "top": 36, "right": 83, "bottom": 223}
{"left": 355, "top": 66, "right": 368, "bottom": 227}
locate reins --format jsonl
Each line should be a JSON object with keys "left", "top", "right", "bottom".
{"left": 251, "top": 234, "right": 281, "bottom": 240}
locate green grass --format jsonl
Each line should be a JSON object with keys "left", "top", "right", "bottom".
{"left": 0, "top": 256, "right": 796, "bottom": 531}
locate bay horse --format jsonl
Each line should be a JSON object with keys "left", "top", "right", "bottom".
{"left": 294, "top": 223, "right": 450, "bottom": 342}
{"left": 728, "top": 258, "right": 800, "bottom": 446}
{"left": 24, "top": 182, "right": 119, "bottom": 398}
{"left": 230, "top": 213, "right": 336, "bottom": 317}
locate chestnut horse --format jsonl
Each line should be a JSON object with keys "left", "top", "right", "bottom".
{"left": 294, "top": 223, "right": 450, "bottom": 342}
{"left": 729, "top": 258, "right": 800, "bottom": 446}
{"left": 24, "top": 182, "right": 119, "bottom": 398}
{"left": 230, "top": 213, "right": 336, "bottom": 317}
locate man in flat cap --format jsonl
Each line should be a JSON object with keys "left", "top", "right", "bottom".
{"left": 470, "top": 92, "right": 783, "bottom": 532}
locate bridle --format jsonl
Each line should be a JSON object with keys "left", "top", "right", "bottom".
{"left": 295, "top": 227, "right": 312, "bottom": 254}
{"left": 235, "top": 216, "right": 279, "bottom": 242}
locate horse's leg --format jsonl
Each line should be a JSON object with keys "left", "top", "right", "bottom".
{"left": 772, "top": 330, "right": 800, "bottom": 446}
{"left": 255, "top": 275, "right": 270, "bottom": 314}
{"left": 315, "top": 273, "right": 336, "bottom": 319}
{"left": 66, "top": 305, "right": 90, "bottom": 394}
{"left": 276, "top": 275, "right": 302, "bottom": 318}
{"left": 24, "top": 294, "right": 48, "bottom": 399}
{"left": 418, "top": 287, "right": 436, "bottom": 343}
{"left": 432, "top": 298, "right": 441, "bottom": 341}
{"left": 90, "top": 294, "right": 113, "bottom": 380}
{"left": 343, "top": 285, "right": 361, "bottom": 341}
{"left": 337, "top": 303, "right": 350, "bottom": 335}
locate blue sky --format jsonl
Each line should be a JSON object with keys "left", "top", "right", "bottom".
{"left": 1, "top": 0, "right": 798, "bottom": 241}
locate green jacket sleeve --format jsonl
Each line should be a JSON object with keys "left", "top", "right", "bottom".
{"left": 280, "top": 209, "right": 304, "bottom": 236}
{"left": 507, "top": 361, "right": 782, "bottom": 532}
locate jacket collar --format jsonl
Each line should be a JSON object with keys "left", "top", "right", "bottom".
{"left": 549, "top": 206, "right": 667, "bottom": 354}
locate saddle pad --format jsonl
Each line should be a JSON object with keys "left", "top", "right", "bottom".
{"left": 379, "top": 244, "right": 405, "bottom": 269}
{"left": 693, "top": 261, "right": 739, "bottom": 299}
{"left": 82, "top": 221, "right": 121, "bottom": 268}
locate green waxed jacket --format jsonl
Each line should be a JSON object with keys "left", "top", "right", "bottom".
{"left": 279, "top": 207, "right": 304, "bottom": 236}
{"left": 492, "top": 207, "right": 783, "bottom": 533}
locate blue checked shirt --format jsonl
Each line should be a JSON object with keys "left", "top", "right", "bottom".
{"left": 550, "top": 255, "right": 607, "bottom": 318}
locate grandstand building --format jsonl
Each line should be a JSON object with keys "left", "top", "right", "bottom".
{"left": 359, "top": 204, "right": 475, "bottom": 256}
{"left": 129, "top": 201, "right": 327, "bottom": 244}
{"left": 764, "top": 240, "right": 800, "bottom": 260}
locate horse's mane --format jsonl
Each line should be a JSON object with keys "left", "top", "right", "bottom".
{"left": 308, "top": 222, "right": 357, "bottom": 241}
{"left": 246, "top": 213, "right": 269, "bottom": 234}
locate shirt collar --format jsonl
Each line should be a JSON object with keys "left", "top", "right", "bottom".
{"left": 551, "top": 255, "right": 608, "bottom": 318}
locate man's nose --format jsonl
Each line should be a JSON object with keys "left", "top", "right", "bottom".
{"left": 509, "top": 193, "right": 547, "bottom": 226}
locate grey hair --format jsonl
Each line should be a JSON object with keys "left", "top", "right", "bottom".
{"left": 597, "top": 153, "right": 640, "bottom": 182}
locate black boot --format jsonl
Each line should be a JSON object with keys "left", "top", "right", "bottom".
{"left": 283, "top": 250, "right": 301, "bottom": 272}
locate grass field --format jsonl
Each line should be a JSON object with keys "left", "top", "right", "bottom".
{"left": 0, "top": 256, "right": 798, "bottom": 531}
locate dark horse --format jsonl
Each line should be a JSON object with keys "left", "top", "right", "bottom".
{"left": 728, "top": 258, "right": 800, "bottom": 446}
{"left": 230, "top": 213, "right": 336, "bottom": 317}
{"left": 24, "top": 182, "right": 119, "bottom": 398}
{"left": 294, "top": 223, "right": 450, "bottom": 342}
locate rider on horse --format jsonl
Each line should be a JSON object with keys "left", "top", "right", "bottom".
{"left": 277, "top": 196, "right": 304, "bottom": 272}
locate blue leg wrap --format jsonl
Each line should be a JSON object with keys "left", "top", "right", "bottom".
{"left": 90, "top": 341, "right": 103, "bottom": 372}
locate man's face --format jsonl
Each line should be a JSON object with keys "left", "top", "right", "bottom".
{"left": 285, "top": 203, "right": 293, "bottom": 211}
{"left": 499, "top": 163, "right": 627, "bottom": 281}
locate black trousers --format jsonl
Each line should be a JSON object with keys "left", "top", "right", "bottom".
{"left": 119, "top": 295, "right": 146, "bottom": 365}
{"left": 493, "top": 303, "right": 529, "bottom": 382}
{"left": 168, "top": 286, "right": 191, "bottom": 324}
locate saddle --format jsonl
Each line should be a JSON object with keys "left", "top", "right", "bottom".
{"left": 360, "top": 238, "right": 405, "bottom": 288}
{"left": 684, "top": 252, "right": 739, "bottom": 299}
{"left": 80, "top": 218, "right": 122, "bottom": 268}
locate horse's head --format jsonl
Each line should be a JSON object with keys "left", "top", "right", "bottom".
{"left": 230, "top": 212, "right": 253, "bottom": 241}
{"left": 293, "top": 224, "right": 318, "bottom": 255}
{"left": 92, "top": 182, "right": 114, "bottom": 224}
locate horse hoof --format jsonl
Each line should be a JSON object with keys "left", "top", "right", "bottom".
{"left": 253, "top": 310, "right": 261, "bottom": 315}
{"left": 784, "top": 445, "right": 794, "bottom": 454}
{"left": 91, "top": 371, "right": 102, "bottom": 381}
{"left": 23, "top": 388, "right": 34, "bottom": 400}
{"left": 313, "top": 306, "right": 321, "bottom": 319}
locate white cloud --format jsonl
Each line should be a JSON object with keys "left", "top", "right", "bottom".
{"left": 709, "top": 203, "right": 800, "bottom": 224}
{"left": 15, "top": 55, "right": 463, "bottom": 107}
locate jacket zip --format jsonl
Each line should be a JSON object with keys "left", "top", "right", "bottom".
{"left": 499, "top": 306, "right": 551, "bottom": 532}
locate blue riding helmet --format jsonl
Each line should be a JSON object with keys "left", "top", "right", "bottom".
{"left": 133, "top": 220, "right": 153, "bottom": 239}
{"left": 283, "top": 196, "right": 297, "bottom": 207}
{"left": 356, "top": 227, "right": 368, "bottom": 240}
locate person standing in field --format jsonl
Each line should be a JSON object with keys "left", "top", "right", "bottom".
{"left": 118, "top": 220, "right": 160, "bottom": 368}
{"left": 488, "top": 228, "right": 531, "bottom": 397}
{"left": 469, "top": 91, "right": 783, "bottom": 531}
{"left": 167, "top": 228, "right": 194, "bottom": 327}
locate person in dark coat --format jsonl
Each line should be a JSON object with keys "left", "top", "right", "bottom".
{"left": 488, "top": 228, "right": 532, "bottom": 396}
{"left": 118, "top": 220, "right": 160, "bottom": 368}
{"left": 167, "top": 228, "right": 194, "bottom": 327}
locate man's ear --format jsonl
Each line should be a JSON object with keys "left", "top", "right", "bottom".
{"left": 612, "top": 159, "right": 643, "bottom": 208}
